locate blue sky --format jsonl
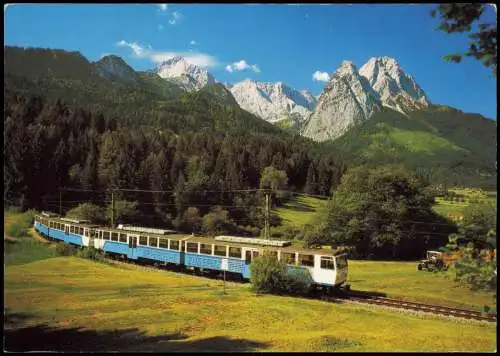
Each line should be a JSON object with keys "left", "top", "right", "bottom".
{"left": 4, "top": 4, "right": 497, "bottom": 119}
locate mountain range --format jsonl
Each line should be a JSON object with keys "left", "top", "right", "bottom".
{"left": 3, "top": 45, "right": 496, "bottom": 189}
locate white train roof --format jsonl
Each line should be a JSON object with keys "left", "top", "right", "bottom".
{"left": 215, "top": 235, "right": 291, "bottom": 247}
{"left": 117, "top": 225, "right": 176, "bottom": 235}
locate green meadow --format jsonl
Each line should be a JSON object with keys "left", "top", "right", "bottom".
{"left": 4, "top": 211, "right": 497, "bottom": 352}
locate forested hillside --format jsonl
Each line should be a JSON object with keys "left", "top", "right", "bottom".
{"left": 330, "top": 106, "right": 497, "bottom": 189}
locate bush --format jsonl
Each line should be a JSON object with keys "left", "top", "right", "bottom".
{"left": 6, "top": 209, "right": 35, "bottom": 238}
{"left": 66, "top": 203, "right": 106, "bottom": 224}
{"left": 250, "top": 252, "right": 288, "bottom": 294}
{"left": 56, "top": 243, "right": 77, "bottom": 256}
{"left": 202, "top": 206, "right": 235, "bottom": 236}
{"left": 76, "top": 247, "right": 104, "bottom": 260}
{"left": 284, "top": 268, "right": 313, "bottom": 296}
{"left": 250, "top": 252, "right": 312, "bottom": 296}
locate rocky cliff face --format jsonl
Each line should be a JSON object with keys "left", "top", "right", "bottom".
{"left": 301, "top": 61, "right": 381, "bottom": 141}
{"left": 229, "top": 80, "right": 317, "bottom": 123}
{"left": 301, "top": 57, "right": 430, "bottom": 142}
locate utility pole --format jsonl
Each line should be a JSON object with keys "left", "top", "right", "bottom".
{"left": 111, "top": 191, "right": 115, "bottom": 228}
{"left": 59, "top": 190, "right": 62, "bottom": 216}
{"left": 265, "top": 191, "right": 270, "bottom": 240}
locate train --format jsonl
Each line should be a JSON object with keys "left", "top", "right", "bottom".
{"left": 34, "top": 212, "right": 349, "bottom": 291}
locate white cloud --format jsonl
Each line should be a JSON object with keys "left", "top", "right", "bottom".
{"left": 226, "top": 59, "right": 261, "bottom": 73}
{"left": 116, "top": 40, "right": 219, "bottom": 68}
{"left": 312, "top": 70, "right": 330, "bottom": 82}
{"left": 169, "top": 11, "right": 182, "bottom": 25}
{"left": 158, "top": 4, "right": 168, "bottom": 12}
{"left": 190, "top": 40, "right": 198, "bottom": 46}
{"left": 158, "top": 24, "right": 164, "bottom": 31}
{"left": 116, "top": 40, "right": 149, "bottom": 58}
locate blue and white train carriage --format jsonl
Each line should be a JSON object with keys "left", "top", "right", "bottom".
{"left": 33, "top": 213, "right": 349, "bottom": 289}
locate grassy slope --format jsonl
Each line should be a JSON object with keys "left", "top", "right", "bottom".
{"left": 4, "top": 257, "right": 496, "bottom": 352}
{"left": 273, "top": 196, "right": 327, "bottom": 228}
{"left": 432, "top": 189, "right": 497, "bottom": 221}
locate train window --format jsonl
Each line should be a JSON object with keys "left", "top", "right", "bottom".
{"left": 299, "top": 254, "right": 314, "bottom": 267}
{"left": 149, "top": 237, "right": 158, "bottom": 247}
{"left": 70, "top": 226, "right": 75, "bottom": 234}
{"left": 335, "top": 255, "right": 348, "bottom": 269}
{"left": 159, "top": 238, "right": 168, "bottom": 249}
{"left": 119, "top": 233, "right": 127, "bottom": 243}
{"left": 200, "top": 243, "right": 212, "bottom": 255}
{"left": 187, "top": 242, "right": 199, "bottom": 253}
{"left": 111, "top": 232, "right": 119, "bottom": 241}
{"left": 281, "top": 252, "right": 296, "bottom": 265}
{"left": 103, "top": 231, "right": 110, "bottom": 240}
{"left": 139, "top": 235, "right": 148, "bottom": 246}
{"left": 320, "top": 257, "right": 335, "bottom": 270}
{"left": 229, "top": 247, "right": 242, "bottom": 258}
{"left": 79, "top": 227, "right": 84, "bottom": 235}
{"left": 84, "top": 229, "right": 89, "bottom": 237}
{"left": 169, "top": 240, "right": 179, "bottom": 250}
{"left": 214, "top": 245, "right": 227, "bottom": 257}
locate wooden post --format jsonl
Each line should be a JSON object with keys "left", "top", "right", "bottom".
{"left": 223, "top": 269, "right": 226, "bottom": 295}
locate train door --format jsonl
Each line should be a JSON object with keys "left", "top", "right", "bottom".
{"left": 128, "top": 234, "right": 138, "bottom": 260}
{"left": 179, "top": 241, "right": 186, "bottom": 266}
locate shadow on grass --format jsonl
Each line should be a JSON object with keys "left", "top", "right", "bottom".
{"left": 282, "top": 202, "right": 316, "bottom": 213}
{"left": 4, "top": 309, "right": 268, "bottom": 352}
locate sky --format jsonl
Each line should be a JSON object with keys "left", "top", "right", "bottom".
{"left": 4, "top": 4, "right": 497, "bottom": 119}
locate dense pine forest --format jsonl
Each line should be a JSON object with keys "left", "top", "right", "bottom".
{"left": 4, "top": 88, "right": 344, "bottom": 233}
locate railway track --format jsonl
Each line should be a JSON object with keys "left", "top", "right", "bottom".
{"left": 335, "top": 293, "right": 497, "bottom": 323}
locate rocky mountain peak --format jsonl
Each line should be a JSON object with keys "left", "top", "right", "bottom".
{"left": 359, "top": 56, "right": 429, "bottom": 111}
{"left": 156, "top": 56, "right": 215, "bottom": 91}
{"left": 95, "top": 55, "right": 138, "bottom": 83}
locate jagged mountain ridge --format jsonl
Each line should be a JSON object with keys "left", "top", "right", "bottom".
{"left": 228, "top": 79, "right": 317, "bottom": 124}
{"left": 156, "top": 56, "right": 216, "bottom": 91}
{"left": 301, "top": 56, "right": 431, "bottom": 142}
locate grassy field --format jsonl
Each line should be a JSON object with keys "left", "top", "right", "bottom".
{"left": 4, "top": 257, "right": 497, "bottom": 352}
{"left": 4, "top": 210, "right": 497, "bottom": 352}
{"left": 432, "top": 189, "right": 496, "bottom": 221}
{"left": 348, "top": 260, "right": 496, "bottom": 311}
